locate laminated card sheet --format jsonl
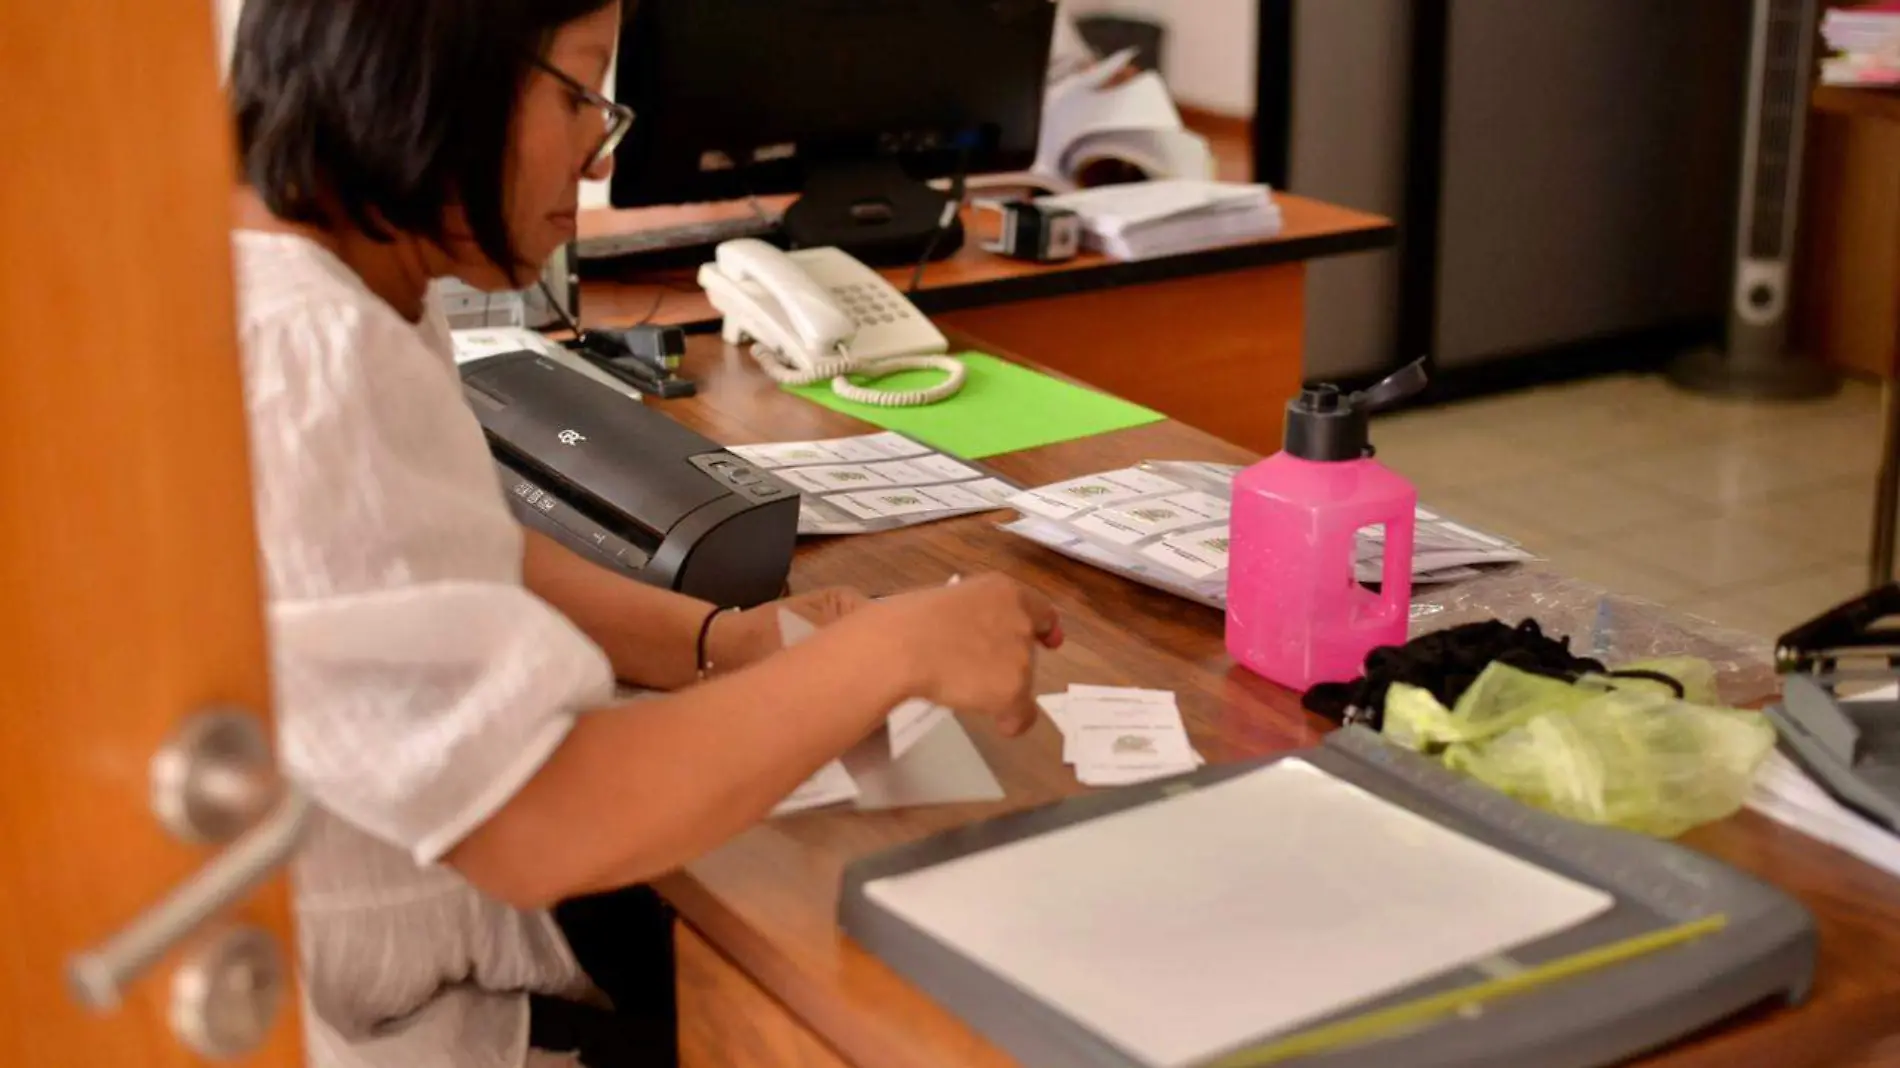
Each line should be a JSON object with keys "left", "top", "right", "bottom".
{"left": 861, "top": 758, "right": 1614, "bottom": 1068}
{"left": 727, "top": 431, "right": 1019, "bottom": 536}
{"left": 1001, "top": 461, "right": 1535, "bottom": 609}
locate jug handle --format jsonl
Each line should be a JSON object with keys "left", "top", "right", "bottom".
{"left": 1378, "top": 515, "right": 1415, "bottom": 622}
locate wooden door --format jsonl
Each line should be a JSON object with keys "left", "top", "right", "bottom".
{"left": 0, "top": 0, "right": 304, "bottom": 1064}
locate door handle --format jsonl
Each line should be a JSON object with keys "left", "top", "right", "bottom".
{"left": 66, "top": 785, "right": 314, "bottom": 1010}
{"left": 150, "top": 708, "right": 283, "bottom": 845}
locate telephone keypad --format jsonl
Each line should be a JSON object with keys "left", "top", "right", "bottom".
{"left": 821, "top": 272, "right": 929, "bottom": 338}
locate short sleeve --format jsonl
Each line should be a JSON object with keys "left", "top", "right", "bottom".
{"left": 240, "top": 277, "right": 614, "bottom": 865}
{"left": 272, "top": 582, "right": 608, "bottom": 864}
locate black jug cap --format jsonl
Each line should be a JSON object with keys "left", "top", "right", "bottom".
{"left": 1283, "top": 359, "right": 1428, "bottom": 461}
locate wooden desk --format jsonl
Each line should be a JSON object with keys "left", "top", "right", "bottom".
{"left": 677, "top": 923, "right": 847, "bottom": 1068}
{"left": 1802, "top": 86, "right": 1900, "bottom": 586}
{"left": 578, "top": 194, "right": 1393, "bottom": 456}
{"left": 649, "top": 333, "right": 1900, "bottom": 1068}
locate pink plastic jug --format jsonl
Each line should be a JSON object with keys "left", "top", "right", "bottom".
{"left": 1226, "top": 363, "right": 1427, "bottom": 690}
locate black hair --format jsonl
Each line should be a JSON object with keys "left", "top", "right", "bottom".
{"left": 231, "top": 0, "right": 616, "bottom": 279}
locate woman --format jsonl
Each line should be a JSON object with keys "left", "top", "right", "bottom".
{"left": 226, "top": 2, "right": 1061, "bottom": 1066}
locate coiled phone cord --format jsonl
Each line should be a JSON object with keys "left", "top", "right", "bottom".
{"left": 748, "top": 343, "right": 966, "bottom": 408}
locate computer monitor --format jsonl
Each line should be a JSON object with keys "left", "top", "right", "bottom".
{"left": 609, "top": 0, "right": 1055, "bottom": 266}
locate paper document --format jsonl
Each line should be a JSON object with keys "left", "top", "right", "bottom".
{"left": 862, "top": 759, "right": 1613, "bottom": 1068}
{"left": 1036, "top": 68, "right": 1185, "bottom": 179}
{"left": 1040, "top": 180, "right": 1271, "bottom": 233}
{"left": 1747, "top": 684, "right": 1900, "bottom": 880}
{"left": 1002, "top": 461, "right": 1536, "bottom": 609}
{"left": 769, "top": 610, "right": 986, "bottom": 814}
{"left": 888, "top": 698, "right": 953, "bottom": 762}
{"left": 1821, "top": 7, "right": 1900, "bottom": 85}
{"left": 449, "top": 326, "right": 559, "bottom": 365}
{"left": 1038, "top": 179, "right": 1281, "bottom": 261}
{"left": 771, "top": 760, "right": 860, "bottom": 817}
{"left": 1018, "top": 49, "right": 1214, "bottom": 193}
{"left": 843, "top": 714, "right": 1004, "bottom": 812}
{"left": 1040, "top": 686, "right": 1204, "bottom": 787}
{"left": 725, "top": 432, "right": 1016, "bottom": 536}
{"left": 449, "top": 326, "right": 645, "bottom": 402}
{"left": 1063, "top": 129, "right": 1216, "bottom": 197}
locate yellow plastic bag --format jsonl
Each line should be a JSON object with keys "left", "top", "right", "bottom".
{"left": 1382, "top": 659, "right": 1773, "bottom": 837}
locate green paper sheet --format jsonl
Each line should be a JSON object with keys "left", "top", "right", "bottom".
{"left": 787, "top": 352, "right": 1164, "bottom": 459}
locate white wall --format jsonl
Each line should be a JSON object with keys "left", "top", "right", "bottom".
{"left": 1064, "top": 0, "right": 1257, "bottom": 116}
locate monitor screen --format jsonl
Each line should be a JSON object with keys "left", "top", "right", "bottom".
{"left": 610, "top": 0, "right": 1054, "bottom": 210}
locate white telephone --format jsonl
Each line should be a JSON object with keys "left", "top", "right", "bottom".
{"left": 697, "top": 239, "right": 964, "bottom": 407}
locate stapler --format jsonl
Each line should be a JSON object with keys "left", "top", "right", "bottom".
{"left": 1767, "top": 583, "right": 1900, "bottom": 831}
{"left": 571, "top": 325, "right": 698, "bottom": 399}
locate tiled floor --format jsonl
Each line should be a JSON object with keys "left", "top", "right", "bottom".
{"left": 1371, "top": 373, "right": 1889, "bottom": 642}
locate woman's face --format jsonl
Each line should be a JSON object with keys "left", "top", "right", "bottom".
{"left": 447, "top": 3, "right": 621, "bottom": 288}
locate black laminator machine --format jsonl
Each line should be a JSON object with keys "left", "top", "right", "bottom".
{"left": 460, "top": 350, "right": 798, "bottom": 607}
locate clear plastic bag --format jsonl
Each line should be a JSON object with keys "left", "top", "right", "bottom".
{"left": 1383, "top": 658, "right": 1776, "bottom": 838}
{"left": 1407, "top": 567, "right": 1778, "bottom": 707}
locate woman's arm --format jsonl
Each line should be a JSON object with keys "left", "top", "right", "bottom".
{"left": 520, "top": 528, "right": 714, "bottom": 689}
{"left": 523, "top": 528, "right": 862, "bottom": 688}
{"left": 444, "top": 573, "right": 1060, "bottom": 910}
{"left": 445, "top": 610, "right": 913, "bottom": 908}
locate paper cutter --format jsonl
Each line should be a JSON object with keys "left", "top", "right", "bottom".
{"left": 838, "top": 727, "right": 1816, "bottom": 1068}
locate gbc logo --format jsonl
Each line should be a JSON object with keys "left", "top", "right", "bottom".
{"left": 557, "top": 429, "right": 586, "bottom": 447}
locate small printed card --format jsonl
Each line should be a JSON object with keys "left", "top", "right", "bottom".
{"left": 1040, "top": 685, "right": 1204, "bottom": 788}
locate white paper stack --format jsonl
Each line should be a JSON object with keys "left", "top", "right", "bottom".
{"left": 449, "top": 325, "right": 558, "bottom": 366}
{"left": 969, "top": 46, "right": 1216, "bottom": 197}
{"left": 1040, "top": 685, "right": 1204, "bottom": 787}
{"left": 1037, "top": 50, "right": 1215, "bottom": 189}
{"left": 1822, "top": 6, "right": 1900, "bottom": 86}
{"left": 1745, "top": 686, "right": 1900, "bottom": 880}
{"left": 1745, "top": 752, "right": 1900, "bottom": 881}
{"left": 1001, "top": 461, "right": 1536, "bottom": 610}
{"left": 1038, "top": 179, "right": 1283, "bottom": 262}
{"left": 449, "top": 325, "right": 646, "bottom": 402}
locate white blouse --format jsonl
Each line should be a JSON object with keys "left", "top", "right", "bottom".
{"left": 233, "top": 231, "right": 614, "bottom": 1068}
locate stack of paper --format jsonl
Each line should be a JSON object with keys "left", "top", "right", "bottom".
{"left": 1822, "top": 4, "right": 1900, "bottom": 86}
{"left": 724, "top": 432, "right": 1019, "bottom": 536}
{"left": 971, "top": 47, "right": 1215, "bottom": 197}
{"left": 449, "top": 326, "right": 645, "bottom": 402}
{"left": 1039, "top": 685, "right": 1204, "bottom": 787}
{"left": 1001, "top": 461, "right": 1536, "bottom": 609}
{"left": 1746, "top": 752, "right": 1900, "bottom": 881}
{"left": 1037, "top": 49, "right": 1215, "bottom": 191}
{"left": 1038, "top": 179, "right": 1283, "bottom": 261}
{"left": 1746, "top": 686, "right": 1900, "bottom": 880}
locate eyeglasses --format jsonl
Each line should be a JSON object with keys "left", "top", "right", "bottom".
{"left": 533, "top": 57, "right": 635, "bottom": 170}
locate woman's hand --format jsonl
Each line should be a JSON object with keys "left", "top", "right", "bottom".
{"left": 704, "top": 587, "right": 872, "bottom": 675}
{"left": 866, "top": 573, "right": 1063, "bottom": 737}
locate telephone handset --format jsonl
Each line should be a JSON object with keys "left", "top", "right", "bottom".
{"left": 697, "top": 239, "right": 965, "bottom": 407}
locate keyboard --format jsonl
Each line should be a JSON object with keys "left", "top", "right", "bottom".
{"left": 575, "top": 214, "right": 784, "bottom": 274}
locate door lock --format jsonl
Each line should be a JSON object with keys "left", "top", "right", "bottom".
{"left": 151, "top": 708, "right": 282, "bottom": 844}
{"left": 170, "top": 925, "right": 287, "bottom": 1059}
